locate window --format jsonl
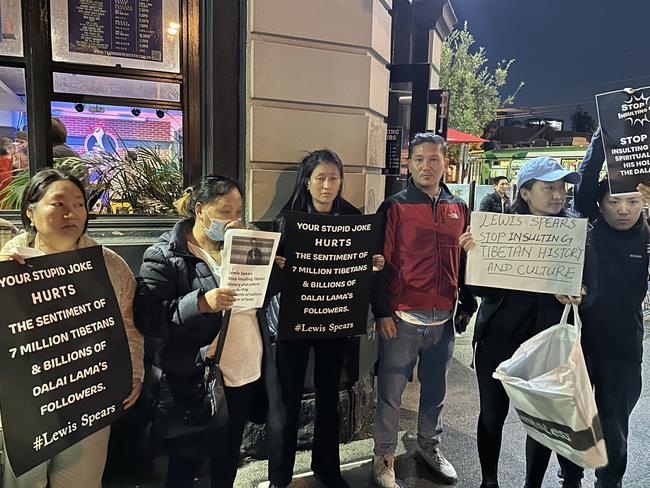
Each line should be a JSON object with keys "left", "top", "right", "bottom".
{"left": 50, "top": 0, "right": 181, "bottom": 72}
{"left": 0, "top": 67, "right": 27, "bottom": 209}
{"left": 50, "top": 101, "right": 183, "bottom": 215}
{"left": 0, "top": 0, "right": 200, "bottom": 216}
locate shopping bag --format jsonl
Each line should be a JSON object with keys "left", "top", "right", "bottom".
{"left": 493, "top": 304, "right": 607, "bottom": 468}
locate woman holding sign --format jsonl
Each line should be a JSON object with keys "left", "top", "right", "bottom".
{"left": 0, "top": 169, "right": 144, "bottom": 488}
{"left": 268, "top": 149, "right": 384, "bottom": 488}
{"left": 459, "top": 157, "right": 588, "bottom": 488}
{"left": 135, "top": 175, "right": 283, "bottom": 488}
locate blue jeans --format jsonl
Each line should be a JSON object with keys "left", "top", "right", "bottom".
{"left": 373, "top": 316, "right": 455, "bottom": 455}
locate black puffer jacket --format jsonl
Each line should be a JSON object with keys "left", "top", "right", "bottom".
{"left": 479, "top": 191, "right": 510, "bottom": 214}
{"left": 134, "top": 218, "right": 283, "bottom": 455}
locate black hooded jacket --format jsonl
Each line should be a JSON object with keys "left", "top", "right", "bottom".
{"left": 575, "top": 128, "right": 649, "bottom": 364}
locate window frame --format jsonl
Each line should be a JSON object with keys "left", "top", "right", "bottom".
{"left": 14, "top": 0, "right": 200, "bottom": 187}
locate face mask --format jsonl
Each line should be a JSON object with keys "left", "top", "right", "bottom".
{"left": 201, "top": 210, "right": 231, "bottom": 242}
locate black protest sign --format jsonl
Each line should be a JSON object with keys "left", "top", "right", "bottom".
{"left": 0, "top": 246, "right": 131, "bottom": 476}
{"left": 278, "top": 212, "right": 381, "bottom": 340}
{"left": 596, "top": 86, "right": 650, "bottom": 195}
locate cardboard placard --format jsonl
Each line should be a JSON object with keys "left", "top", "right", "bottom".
{"left": 596, "top": 86, "right": 650, "bottom": 195}
{"left": 0, "top": 247, "right": 131, "bottom": 476}
{"left": 278, "top": 212, "right": 380, "bottom": 339}
{"left": 466, "top": 212, "right": 588, "bottom": 296}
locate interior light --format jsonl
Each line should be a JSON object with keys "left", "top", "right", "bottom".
{"left": 167, "top": 21, "right": 180, "bottom": 36}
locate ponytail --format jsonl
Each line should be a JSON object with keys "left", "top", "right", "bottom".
{"left": 173, "top": 187, "right": 193, "bottom": 217}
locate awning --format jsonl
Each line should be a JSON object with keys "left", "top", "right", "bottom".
{"left": 447, "top": 128, "right": 488, "bottom": 144}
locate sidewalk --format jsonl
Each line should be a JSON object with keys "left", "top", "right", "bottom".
{"left": 234, "top": 321, "right": 650, "bottom": 488}
{"left": 106, "top": 321, "right": 650, "bottom": 487}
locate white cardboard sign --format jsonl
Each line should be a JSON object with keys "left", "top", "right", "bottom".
{"left": 466, "top": 212, "right": 588, "bottom": 296}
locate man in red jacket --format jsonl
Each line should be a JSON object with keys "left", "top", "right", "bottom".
{"left": 372, "top": 133, "right": 476, "bottom": 487}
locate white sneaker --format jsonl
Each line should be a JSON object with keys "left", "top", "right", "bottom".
{"left": 415, "top": 446, "right": 457, "bottom": 482}
{"left": 372, "top": 454, "right": 396, "bottom": 488}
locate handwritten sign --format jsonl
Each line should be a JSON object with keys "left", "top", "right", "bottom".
{"left": 596, "top": 86, "right": 650, "bottom": 195}
{"left": 0, "top": 247, "right": 131, "bottom": 476}
{"left": 278, "top": 212, "right": 380, "bottom": 339}
{"left": 466, "top": 212, "right": 588, "bottom": 296}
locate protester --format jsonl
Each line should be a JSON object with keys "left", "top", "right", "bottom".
{"left": 459, "top": 157, "right": 588, "bottom": 488}
{"left": 0, "top": 169, "right": 144, "bottom": 488}
{"left": 479, "top": 175, "right": 511, "bottom": 213}
{"left": 268, "top": 149, "right": 384, "bottom": 488}
{"left": 559, "top": 127, "right": 649, "bottom": 488}
{"left": 134, "top": 175, "right": 283, "bottom": 488}
{"left": 371, "top": 133, "right": 477, "bottom": 487}
{"left": 51, "top": 117, "right": 81, "bottom": 159}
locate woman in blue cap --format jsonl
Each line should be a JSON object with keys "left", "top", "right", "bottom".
{"left": 459, "top": 157, "right": 589, "bottom": 488}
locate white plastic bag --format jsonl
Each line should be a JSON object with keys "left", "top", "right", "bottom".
{"left": 493, "top": 304, "right": 607, "bottom": 468}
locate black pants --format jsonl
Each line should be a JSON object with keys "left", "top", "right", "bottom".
{"left": 558, "top": 357, "right": 642, "bottom": 488}
{"left": 165, "top": 380, "right": 258, "bottom": 488}
{"left": 475, "top": 340, "right": 579, "bottom": 487}
{"left": 268, "top": 338, "right": 347, "bottom": 486}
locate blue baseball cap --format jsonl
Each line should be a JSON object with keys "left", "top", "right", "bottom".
{"left": 516, "top": 157, "right": 581, "bottom": 188}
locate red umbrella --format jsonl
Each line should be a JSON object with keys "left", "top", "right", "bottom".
{"left": 446, "top": 128, "right": 488, "bottom": 144}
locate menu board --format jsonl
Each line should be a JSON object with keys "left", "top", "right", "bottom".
{"left": 68, "top": 0, "right": 163, "bottom": 62}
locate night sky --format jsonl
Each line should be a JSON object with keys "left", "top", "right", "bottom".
{"left": 450, "top": 0, "right": 650, "bottom": 128}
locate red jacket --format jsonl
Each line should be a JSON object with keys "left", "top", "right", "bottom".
{"left": 372, "top": 179, "right": 476, "bottom": 319}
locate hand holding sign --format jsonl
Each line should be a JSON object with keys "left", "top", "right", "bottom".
{"left": 198, "top": 288, "right": 237, "bottom": 313}
{"left": 636, "top": 183, "right": 650, "bottom": 204}
{"left": 458, "top": 226, "right": 476, "bottom": 252}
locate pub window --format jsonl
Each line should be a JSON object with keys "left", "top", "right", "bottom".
{"left": 0, "top": 67, "right": 27, "bottom": 210}
{"left": 49, "top": 100, "right": 183, "bottom": 215}
{"left": 0, "top": 0, "right": 198, "bottom": 218}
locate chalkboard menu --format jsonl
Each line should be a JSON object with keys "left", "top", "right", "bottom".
{"left": 68, "top": 0, "right": 163, "bottom": 62}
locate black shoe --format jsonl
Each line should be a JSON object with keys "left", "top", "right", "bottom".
{"left": 480, "top": 483, "right": 499, "bottom": 488}
{"left": 313, "top": 473, "right": 351, "bottom": 488}
{"left": 560, "top": 481, "right": 582, "bottom": 488}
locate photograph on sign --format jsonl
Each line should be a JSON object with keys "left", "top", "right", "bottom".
{"left": 220, "top": 229, "right": 280, "bottom": 309}
{"left": 596, "top": 85, "right": 650, "bottom": 195}
{"left": 466, "top": 212, "right": 588, "bottom": 296}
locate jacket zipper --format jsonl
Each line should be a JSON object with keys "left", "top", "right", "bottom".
{"left": 431, "top": 197, "right": 441, "bottom": 300}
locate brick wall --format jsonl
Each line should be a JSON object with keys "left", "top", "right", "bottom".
{"left": 58, "top": 115, "right": 174, "bottom": 155}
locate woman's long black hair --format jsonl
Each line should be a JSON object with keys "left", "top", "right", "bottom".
{"left": 281, "top": 149, "right": 344, "bottom": 213}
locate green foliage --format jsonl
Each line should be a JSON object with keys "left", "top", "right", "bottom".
{"left": 440, "top": 22, "right": 524, "bottom": 137}
{"left": 83, "top": 146, "right": 183, "bottom": 214}
{"left": 0, "top": 147, "right": 183, "bottom": 215}
{"left": 0, "top": 170, "right": 29, "bottom": 209}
